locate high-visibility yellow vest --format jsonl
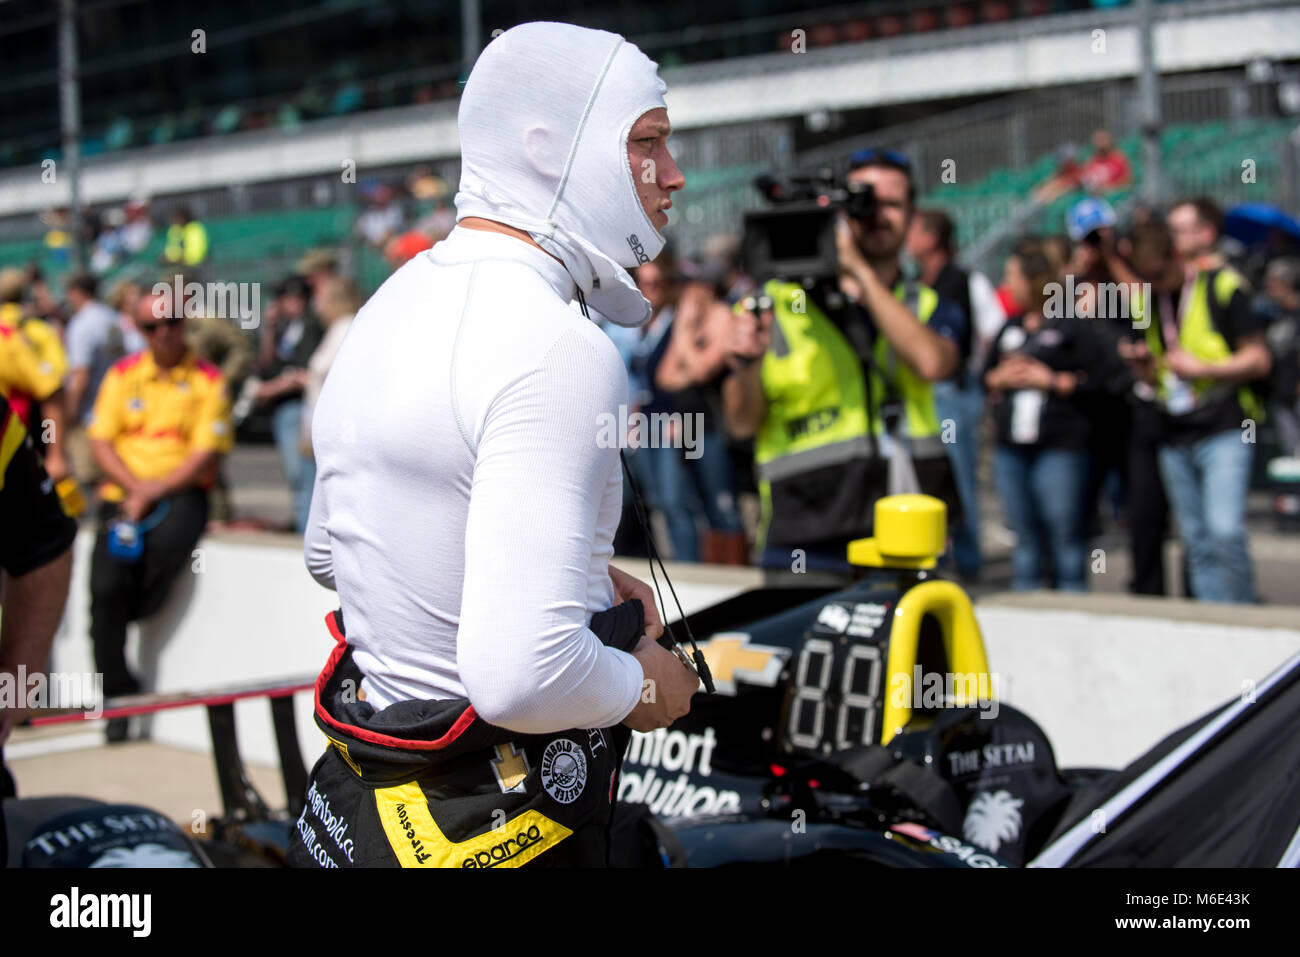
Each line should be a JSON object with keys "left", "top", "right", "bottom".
{"left": 164, "top": 221, "right": 209, "bottom": 266}
{"left": 1138, "top": 268, "right": 1264, "bottom": 423}
{"left": 752, "top": 278, "right": 942, "bottom": 548}
{"left": 871, "top": 282, "right": 944, "bottom": 454}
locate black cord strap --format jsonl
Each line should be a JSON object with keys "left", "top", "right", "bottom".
{"left": 575, "top": 285, "right": 714, "bottom": 694}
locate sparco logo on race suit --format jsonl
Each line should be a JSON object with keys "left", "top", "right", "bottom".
{"left": 460, "top": 822, "right": 548, "bottom": 868}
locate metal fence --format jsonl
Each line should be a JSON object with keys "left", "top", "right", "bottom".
{"left": 800, "top": 69, "right": 1298, "bottom": 194}
{"left": 659, "top": 120, "right": 797, "bottom": 258}
{"left": 794, "top": 67, "right": 1300, "bottom": 276}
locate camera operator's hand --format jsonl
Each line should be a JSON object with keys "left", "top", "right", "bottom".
{"left": 837, "top": 211, "right": 868, "bottom": 276}
{"left": 726, "top": 297, "right": 772, "bottom": 371}
{"left": 622, "top": 634, "right": 700, "bottom": 732}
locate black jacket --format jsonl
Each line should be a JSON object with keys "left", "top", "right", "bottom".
{"left": 984, "top": 313, "right": 1118, "bottom": 450}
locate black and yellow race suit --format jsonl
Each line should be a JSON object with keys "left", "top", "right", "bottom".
{"left": 287, "top": 602, "right": 645, "bottom": 868}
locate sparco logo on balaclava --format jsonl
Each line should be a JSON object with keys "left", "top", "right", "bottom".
{"left": 626, "top": 234, "right": 649, "bottom": 264}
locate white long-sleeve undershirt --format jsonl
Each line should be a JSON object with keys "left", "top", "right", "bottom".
{"left": 303, "top": 225, "right": 642, "bottom": 733}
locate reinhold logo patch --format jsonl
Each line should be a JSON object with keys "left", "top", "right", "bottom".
{"left": 540, "top": 738, "right": 587, "bottom": 804}
{"left": 50, "top": 887, "right": 151, "bottom": 937}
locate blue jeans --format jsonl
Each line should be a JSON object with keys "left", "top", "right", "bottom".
{"left": 1157, "top": 430, "right": 1256, "bottom": 603}
{"left": 994, "top": 444, "right": 1090, "bottom": 591}
{"left": 934, "top": 378, "right": 983, "bottom": 579}
{"left": 272, "top": 398, "right": 314, "bottom": 534}
{"left": 684, "top": 430, "right": 743, "bottom": 534}
{"left": 628, "top": 445, "right": 699, "bottom": 562}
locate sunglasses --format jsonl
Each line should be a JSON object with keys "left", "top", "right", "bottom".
{"left": 848, "top": 147, "right": 912, "bottom": 172}
{"left": 138, "top": 315, "right": 185, "bottom": 334}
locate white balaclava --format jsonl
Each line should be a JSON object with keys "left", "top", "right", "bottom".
{"left": 455, "top": 21, "right": 669, "bottom": 327}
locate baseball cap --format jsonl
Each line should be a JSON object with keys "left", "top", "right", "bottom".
{"left": 1066, "top": 197, "right": 1117, "bottom": 242}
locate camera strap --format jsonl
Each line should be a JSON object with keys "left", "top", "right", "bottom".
{"left": 574, "top": 287, "right": 714, "bottom": 695}
{"left": 817, "top": 283, "right": 890, "bottom": 459}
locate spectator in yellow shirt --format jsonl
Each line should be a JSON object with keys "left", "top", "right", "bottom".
{"left": 85, "top": 291, "right": 232, "bottom": 740}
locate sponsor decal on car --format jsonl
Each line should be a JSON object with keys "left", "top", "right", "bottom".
{"left": 814, "top": 602, "right": 891, "bottom": 638}
{"left": 692, "top": 632, "right": 789, "bottom": 696}
{"left": 946, "top": 740, "right": 1036, "bottom": 776}
{"left": 848, "top": 602, "right": 890, "bottom": 637}
{"left": 962, "top": 790, "right": 1024, "bottom": 854}
{"left": 619, "top": 727, "right": 743, "bottom": 818}
{"left": 816, "top": 603, "right": 851, "bottom": 634}
{"left": 889, "top": 822, "right": 1007, "bottom": 868}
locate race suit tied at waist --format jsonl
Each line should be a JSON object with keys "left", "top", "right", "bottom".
{"left": 311, "top": 601, "right": 646, "bottom": 780}
{"left": 288, "top": 600, "right": 645, "bottom": 867}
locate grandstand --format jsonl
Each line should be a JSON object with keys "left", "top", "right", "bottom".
{"left": 0, "top": 0, "right": 1297, "bottom": 294}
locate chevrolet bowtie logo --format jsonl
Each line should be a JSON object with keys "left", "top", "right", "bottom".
{"left": 491, "top": 742, "right": 530, "bottom": 794}
{"left": 695, "top": 633, "right": 789, "bottom": 696}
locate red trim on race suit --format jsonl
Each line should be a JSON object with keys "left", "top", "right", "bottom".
{"left": 313, "top": 610, "right": 480, "bottom": 751}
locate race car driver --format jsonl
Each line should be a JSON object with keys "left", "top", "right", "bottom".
{"left": 290, "top": 21, "right": 698, "bottom": 868}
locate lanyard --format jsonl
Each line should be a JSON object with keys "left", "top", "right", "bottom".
{"left": 1160, "top": 274, "right": 1197, "bottom": 352}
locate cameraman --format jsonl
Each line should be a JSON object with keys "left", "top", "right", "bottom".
{"left": 722, "top": 149, "right": 967, "bottom": 582}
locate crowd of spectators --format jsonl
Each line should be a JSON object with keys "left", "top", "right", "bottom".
{"left": 599, "top": 161, "right": 1298, "bottom": 604}
{"left": 354, "top": 169, "right": 458, "bottom": 269}
{"left": 4, "top": 144, "right": 1298, "bottom": 749}
{"left": 3, "top": 141, "right": 1299, "bottom": 737}
{"left": 0, "top": 248, "right": 361, "bottom": 738}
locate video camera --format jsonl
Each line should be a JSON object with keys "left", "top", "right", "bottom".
{"left": 741, "top": 169, "right": 876, "bottom": 284}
